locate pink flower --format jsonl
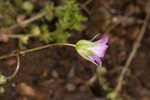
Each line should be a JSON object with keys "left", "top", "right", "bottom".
{"left": 75, "top": 37, "right": 108, "bottom": 68}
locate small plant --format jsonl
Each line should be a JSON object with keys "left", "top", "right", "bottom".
{"left": 39, "top": 0, "right": 87, "bottom": 43}
{"left": 0, "top": 0, "right": 17, "bottom": 27}
{"left": 97, "top": 67, "right": 112, "bottom": 91}
{"left": 22, "top": 1, "right": 34, "bottom": 15}
{"left": 97, "top": 66, "right": 123, "bottom": 100}
{"left": 3, "top": 0, "right": 87, "bottom": 45}
{"left": 0, "top": 74, "right": 6, "bottom": 85}
{"left": 0, "top": 74, "right": 7, "bottom": 94}
{"left": 0, "top": 36, "right": 108, "bottom": 94}
{"left": 55, "top": 0, "right": 87, "bottom": 31}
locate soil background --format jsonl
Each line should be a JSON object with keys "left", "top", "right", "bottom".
{"left": 0, "top": 0, "right": 150, "bottom": 100}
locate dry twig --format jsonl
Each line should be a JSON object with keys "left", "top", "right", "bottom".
{"left": 0, "top": 12, "right": 46, "bottom": 39}
{"left": 114, "top": 5, "right": 150, "bottom": 97}
{"left": 80, "top": 0, "right": 92, "bottom": 15}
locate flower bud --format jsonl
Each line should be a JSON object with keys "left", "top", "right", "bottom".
{"left": 75, "top": 37, "right": 108, "bottom": 68}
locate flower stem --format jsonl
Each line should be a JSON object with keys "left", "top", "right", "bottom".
{"left": 5, "top": 55, "right": 20, "bottom": 80}
{"left": 0, "top": 43, "right": 76, "bottom": 60}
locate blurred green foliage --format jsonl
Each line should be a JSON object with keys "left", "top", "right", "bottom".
{"left": 38, "top": 0, "right": 87, "bottom": 43}
{"left": 0, "top": 74, "right": 7, "bottom": 94}
{"left": 14, "top": 0, "right": 23, "bottom": 8}
{"left": 0, "top": 74, "right": 6, "bottom": 85}
{"left": 22, "top": 1, "right": 34, "bottom": 15}
{"left": 55, "top": 0, "right": 87, "bottom": 31}
{"left": 97, "top": 67, "right": 112, "bottom": 92}
{"left": 97, "top": 67, "right": 123, "bottom": 100}
{"left": 1, "top": 0, "right": 87, "bottom": 44}
{"left": 0, "top": 87, "right": 5, "bottom": 94}
{"left": 0, "top": 74, "right": 6, "bottom": 94}
{"left": 0, "top": 0, "right": 17, "bottom": 27}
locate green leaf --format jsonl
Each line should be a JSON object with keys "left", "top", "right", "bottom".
{"left": 30, "top": 24, "right": 41, "bottom": 37}
{"left": 0, "top": 74, "right": 6, "bottom": 85}
{"left": 0, "top": 87, "right": 5, "bottom": 94}
{"left": 22, "top": 1, "right": 34, "bottom": 15}
{"left": 55, "top": 0, "right": 87, "bottom": 31}
{"left": 44, "top": 3, "right": 54, "bottom": 21}
{"left": 14, "top": 0, "right": 23, "bottom": 8}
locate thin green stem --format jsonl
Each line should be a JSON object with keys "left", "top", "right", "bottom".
{"left": 0, "top": 43, "right": 76, "bottom": 60}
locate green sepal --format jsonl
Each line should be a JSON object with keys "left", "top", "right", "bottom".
{"left": 75, "top": 40, "right": 99, "bottom": 66}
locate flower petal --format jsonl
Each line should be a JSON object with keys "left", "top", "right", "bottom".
{"left": 89, "top": 56, "right": 102, "bottom": 68}
{"left": 88, "top": 45, "right": 108, "bottom": 58}
{"left": 95, "top": 37, "right": 108, "bottom": 44}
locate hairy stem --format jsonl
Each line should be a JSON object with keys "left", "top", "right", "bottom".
{"left": 5, "top": 55, "right": 20, "bottom": 80}
{"left": 0, "top": 43, "right": 76, "bottom": 60}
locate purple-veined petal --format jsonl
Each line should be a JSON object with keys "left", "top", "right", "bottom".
{"left": 88, "top": 56, "right": 102, "bottom": 68}
{"left": 95, "top": 37, "right": 108, "bottom": 44}
{"left": 95, "top": 57, "right": 102, "bottom": 68}
{"left": 88, "top": 45, "right": 108, "bottom": 58}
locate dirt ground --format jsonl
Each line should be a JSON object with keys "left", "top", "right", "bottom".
{"left": 0, "top": 0, "right": 150, "bottom": 100}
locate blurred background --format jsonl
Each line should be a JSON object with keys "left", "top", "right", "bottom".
{"left": 0, "top": 0, "right": 150, "bottom": 100}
